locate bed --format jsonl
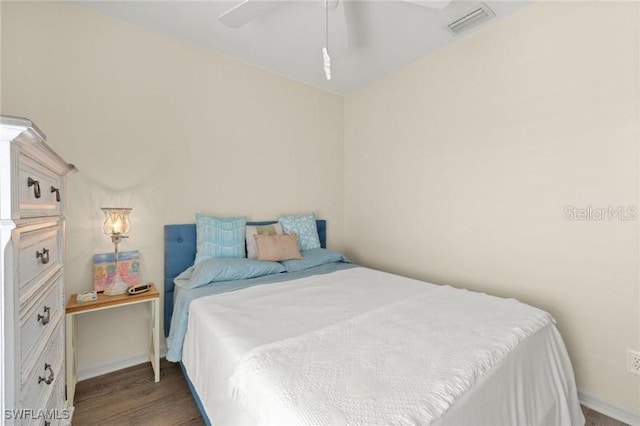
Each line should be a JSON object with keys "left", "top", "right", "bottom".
{"left": 164, "top": 220, "right": 584, "bottom": 426}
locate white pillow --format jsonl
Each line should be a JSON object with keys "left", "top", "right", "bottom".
{"left": 246, "top": 223, "right": 283, "bottom": 259}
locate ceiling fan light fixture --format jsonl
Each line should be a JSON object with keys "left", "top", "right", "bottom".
{"left": 323, "top": 0, "right": 339, "bottom": 10}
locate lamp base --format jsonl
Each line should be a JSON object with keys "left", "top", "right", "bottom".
{"left": 104, "top": 274, "right": 129, "bottom": 296}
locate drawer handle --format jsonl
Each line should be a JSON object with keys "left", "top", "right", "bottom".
{"left": 50, "top": 186, "right": 61, "bottom": 202}
{"left": 37, "top": 306, "right": 51, "bottom": 326}
{"left": 27, "top": 177, "right": 41, "bottom": 199}
{"left": 36, "top": 248, "right": 50, "bottom": 264}
{"left": 38, "top": 363, "right": 54, "bottom": 385}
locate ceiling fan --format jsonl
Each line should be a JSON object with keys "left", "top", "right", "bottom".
{"left": 218, "top": 0, "right": 452, "bottom": 81}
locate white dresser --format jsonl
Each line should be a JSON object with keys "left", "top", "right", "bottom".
{"left": 0, "top": 117, "right": 76, "bottom": 426}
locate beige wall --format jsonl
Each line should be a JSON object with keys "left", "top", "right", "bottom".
{"left": 345, "top": 1, "right": 639, "bottom": 410}
{"left": 1, "top": 2, "right": 344, "bottom": 375}
{"left": 2, "top": 0, "right": 638, "bottom": 413}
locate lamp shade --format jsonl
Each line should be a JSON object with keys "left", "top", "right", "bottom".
{"left": 101, "top": 207, "right": 132, "bottom": 236}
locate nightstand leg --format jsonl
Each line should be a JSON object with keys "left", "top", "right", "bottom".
{"left": 150, "top": 298, "right": 160, "bottom": 382}
{"left": 65, "top": 313, "right": 76, "bottom": 407}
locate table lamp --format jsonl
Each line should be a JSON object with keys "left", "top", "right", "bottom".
{"left": 101, "top": 207, "right": 132, "bottom": 296}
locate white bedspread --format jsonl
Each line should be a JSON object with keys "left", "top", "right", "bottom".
{"left": 181, "top": 267, "right": 584, "bottom": 426}
{"left": 229, "top": 278, "right": 551, "bottom": 425}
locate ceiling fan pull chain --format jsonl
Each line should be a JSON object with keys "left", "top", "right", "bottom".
{"left": 326, "top": 0, "right": 329, "bottom": 53}
{"left": 323, "top": 0, "right": 332, "bottom": 80}
{"left": 323, "top": 47, "right": 331, "bottom": 81}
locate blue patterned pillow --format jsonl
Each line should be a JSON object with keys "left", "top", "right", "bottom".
{"left": 195, "top": 214, "right": 246, "bottom": 264}
{"left": 278, "top": 213, "right": 321, "bottom": 251}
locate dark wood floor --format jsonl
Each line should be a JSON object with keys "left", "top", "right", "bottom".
{"left": 583, "top": 406, "right": 630, "bottom": 426}
{"left": 72, "top": 360, "right": 629, "bottom": 426}
{"left": 73, "top": 359, "right": 202, "bottom": 426}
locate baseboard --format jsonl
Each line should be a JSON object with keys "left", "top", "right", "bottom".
{"left": 77, "top": 345, "right": 167, "bottom": 382}
{"left": 579, "top": 388, "right": 640, "bottom": 426}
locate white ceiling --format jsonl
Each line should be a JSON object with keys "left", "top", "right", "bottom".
{"left": 75, "top": 0, "right": 533, "bottom": 94}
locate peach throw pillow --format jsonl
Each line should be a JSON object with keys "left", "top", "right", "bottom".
{"left": 254, "top": 234, "right": 303, "bottom": 262}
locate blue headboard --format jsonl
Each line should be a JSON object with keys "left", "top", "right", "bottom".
{"left": 163, "top": 220, "right": 327, "bottom": 337}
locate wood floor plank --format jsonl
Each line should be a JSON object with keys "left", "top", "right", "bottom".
{"left": 72, "top": 358, "right": 627, "bottom": 425}
{"left": 73, "top": 359, "right": 203, "bottom": 426}
{"left": 583, "top": 406, "right": 630, "bottom": 426}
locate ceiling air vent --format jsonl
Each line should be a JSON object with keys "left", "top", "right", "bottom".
{"left": 447, "top": 3, "right": 495, "bottom": 35}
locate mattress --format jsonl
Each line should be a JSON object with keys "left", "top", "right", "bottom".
{"left": 181, "top": 266, "right": 584, "bottom": 426}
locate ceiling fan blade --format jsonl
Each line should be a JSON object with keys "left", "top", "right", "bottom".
{"left": 218, "top": 0, "right": 283, "bottom": 28}
{"left": 328, "top": 0, "right": 350, "bottom": 60}
{"left": 402, "top": 0, "right": 452, "bottom": 10}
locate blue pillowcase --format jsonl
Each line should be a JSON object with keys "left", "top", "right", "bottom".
{"left": 280, "top": 248, "right": 350, "bottom": 273}
{"left": 278, "top": 213, "right": 321, "bottom": 251}
{"left": 184, "top": 258, "right": 285, "bottom": 290}
{"left": 195, "top": 214, "right": 246, "bottom": 265}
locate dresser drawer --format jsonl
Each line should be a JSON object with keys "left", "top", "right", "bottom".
{"left": 17, "top": 151, "right": 63, "bottom": 219}
{"left": 30, "top": 372, "right": 66, "bottom": 426}
{"left": 21, "top": 321, "right": 63, "bottom": 414}
{"left": 18, "top": 225, "right": 62, "bottom": 299}
{"left": 20, "top": 273, "right": 63, "bottom": 370}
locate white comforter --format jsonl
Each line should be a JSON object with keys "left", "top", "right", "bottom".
{"left": 182, "top": 267, "right": 584, "bottom": 426}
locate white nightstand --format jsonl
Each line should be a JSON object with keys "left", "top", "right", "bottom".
{"left": 65, "top": 284, "right": 160, "bottom": 407}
